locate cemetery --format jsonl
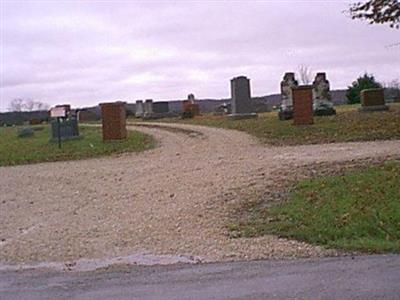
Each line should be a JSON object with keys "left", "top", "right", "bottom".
{"left": 134, "top": 73, "right": 399, "bottom": 145}
{"left": 148, "top": 103, "right": 400, "bottom": 146}
{"left": 1, "top": 72, "right": 400, "bottom": 269}
{"left": 2, "top": 1, "right": 400, "bottom": 297}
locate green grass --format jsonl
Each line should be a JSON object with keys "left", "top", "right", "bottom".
{"left": 230, "top": 161, "right": 400, "bottom": 253}
{"left": 136, "top": 104, "right": 400, "bottom": 146}
{"left": 0, "top": 125, "right": 154, "bottom": 166}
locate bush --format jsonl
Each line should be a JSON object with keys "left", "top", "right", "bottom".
{"left": 17, "top": 127, "right": 34, "bottom": 138}
{"left": 181, "top": 109, "right": 195, "bottom": 119}
{"left": 346, "top": 73, "right": 382, "bottom": 104}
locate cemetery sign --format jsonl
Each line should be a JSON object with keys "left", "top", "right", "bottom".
{"left": 50, "top": 106, "right": 67, "bottom": 118}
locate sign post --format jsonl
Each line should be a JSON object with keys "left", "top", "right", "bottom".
{"left": 57, "top": 117, "right": 61, "bottom": 149}
{"left": 50, "top": 106, "right": 67, "bottom": 149}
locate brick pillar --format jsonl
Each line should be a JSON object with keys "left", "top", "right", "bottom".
{"left": 100, "top": 102, "right": 127, "bottom": 141}
{"left": 292, "top": 85, "right": 314, "bottom": 125}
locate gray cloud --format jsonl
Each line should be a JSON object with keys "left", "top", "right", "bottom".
{"left": 1, "top": 0, "right": 399, "bottom": 111}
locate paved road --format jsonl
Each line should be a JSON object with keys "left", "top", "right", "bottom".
{"left": 1, "top": 255, "right": 399, "bottom": 300}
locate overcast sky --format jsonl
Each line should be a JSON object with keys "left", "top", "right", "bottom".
{"left": 0, "top": 0, "right": 399, "bottom": 111}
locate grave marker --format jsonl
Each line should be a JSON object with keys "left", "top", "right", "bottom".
{"left": 135, "top": 100, "right": 144, "bottom": 118}
{"left": 359, "top": 88, "right": 388, "bottom": 112}
{"left": 279, "top": 72, "right": 298, "bottom": 120}
{"left": 229, "top": 76, "right": 257, "bottom": 119}
{"left": 100, "top": 101, "right": 127, "bottom": 141}
{"left": 312, "top": 73, "right": 336, "bottom": 116}
{"left": 292, "top": 85, "right": 314, "bottom": 125}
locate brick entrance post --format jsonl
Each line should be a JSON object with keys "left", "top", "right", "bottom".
{"left": 292, "top": 85, "right": 314, "bottom": 125}
{"left": 100, "top": 102, "right": 127, "bottom": 141}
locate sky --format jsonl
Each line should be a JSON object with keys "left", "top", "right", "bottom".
{"left": 0, "top": 0, "right": 399, "bottom": 111}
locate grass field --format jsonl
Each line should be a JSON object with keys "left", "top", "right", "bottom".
{"left": 138, "top": 104, "right": 400, "bottom": 146}
{"left": 0, "top": 125, "right": 154, "bottom": 166}
{"left": 229, "top": 160, "right": 400, "bottom": 253}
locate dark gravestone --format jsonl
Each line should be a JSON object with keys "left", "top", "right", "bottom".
{"left": 359, "top": 88, "right": 388, "bottom": 112}
{"left": 50, "top": 116, "right": 80, "bottom": 141}
{"left": 153, "top": 101, "right": 169, "bottom": 113}
{"left": 292, "top": 85, "right": 314, "bottom": 125}
{"left": 229, "top": 76, "right": 257, "bottom": 119}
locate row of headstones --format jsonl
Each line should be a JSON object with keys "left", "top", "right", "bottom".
{"left": 229, "top": 73, "right": 336, "bottom": 121}
{"left": 58, "top": 72, "right": 390, "bottom": 141}
{"left": 230, "top": 73, "right": 388, "bottom": 123}
{"left": 135, "top": 99, "right": 170, "bottom": 118}
{"left": 279, "top": 72, "right": 336, "bottom": 120}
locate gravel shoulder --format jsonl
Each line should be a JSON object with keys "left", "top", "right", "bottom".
{"left": 1, "top": 122, "right": 400, "bottom": 267}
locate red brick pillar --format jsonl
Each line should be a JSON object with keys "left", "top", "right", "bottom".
{"left": 100, "top": 102, "right": 127, "bottom": 141}
{"left": 292, "top": 85, "right": 314, "bottom": 125}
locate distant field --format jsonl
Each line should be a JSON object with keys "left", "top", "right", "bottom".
{"left": 228, "top": 160, "right": 400, "bottom": 253}
{"left": 0, "top": 125, "right": 154, "bottom": 166}
{"left": 134, "top": 104, "right": 400, "bottom": 146}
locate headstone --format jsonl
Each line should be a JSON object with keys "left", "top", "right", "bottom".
{"left": 279, "top": 72, "right": 298, "bottom": 120}
{"left": 292, "top": 85, "right": 314, "bottom": 125}
{"left": 77, "top": 109, "right": 99, "bottom": 122}
{"left": 359, "top": 88, "right": 388, "bottom": 112}
{"left": 153, "top": 101, "right": 169, "bottom": 114}
{"left": 182, "top": 94, "right": 200, "bottom": 118}
{"left": 144, "top": 99, "right": 153, "bottom": 117}
{"left": 228, "top": 76, "right": 257, "bottom": 119}
{"left": 312, "top": 73, "right": 336, "bottom": 116}
{"left": 135, "top": 100, "right": 144, "bottom": 118}
{"left": 100, "top": 101, "right": 127, "bottom": 141}
{"left": 188, "top": 93, "right": 195, "bottom": 103}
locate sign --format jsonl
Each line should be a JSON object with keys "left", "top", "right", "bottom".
{"left": 50, "top": 107, "right": 67, "bottom": 118}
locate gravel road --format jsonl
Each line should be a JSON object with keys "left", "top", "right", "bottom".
{"left": 1, "top": 123, "right": 399, "bottom": 267}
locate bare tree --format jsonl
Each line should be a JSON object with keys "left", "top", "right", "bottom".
{"left": 298, "top": 65, "right": 312, "bottom": 85}
{"left": 7, "top": 98, "right": 50, "bottom": 112}
{"left": 7, "top": 98, "right": 24, "bottom": 112}
{"left": 384, "top": 78, "right": 400, "bottom": 100}
{"left": 349, "top": 0, "right": 400, "bottom": 29}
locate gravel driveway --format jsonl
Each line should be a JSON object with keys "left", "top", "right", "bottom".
{"left": 1, "top": 123, "right": 399, "bottom": 267}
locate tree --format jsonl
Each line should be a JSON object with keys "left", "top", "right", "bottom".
{"left": 7, "top": 98, "right": 50, "bottom": 112}
{"left": 7, "top": 98, "right": 24, "bottom": 112}
{"left": 346, "top": 73, "right": 382, "bottom": 104}
{"left": 349, "top": 0, "right": 400, "bottom": 29}
{"left": 298, "top": 65, "right": 312, "bottom": 85}
{"left": 23, "top": 99, "right": 50, "bottom": 111}
{"left": 384, "top": 78, "right": 400, "bottom": 101}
